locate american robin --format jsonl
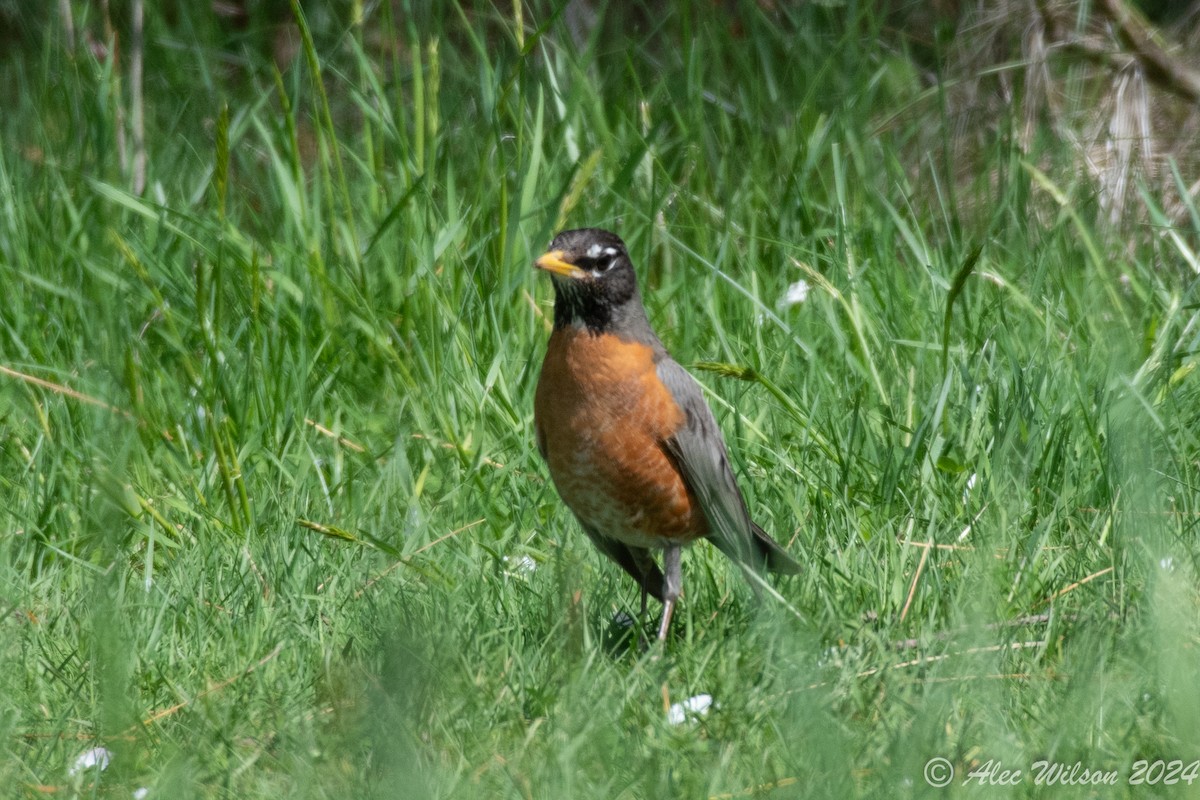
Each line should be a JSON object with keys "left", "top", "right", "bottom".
{"left": 533, "top": 228, "right": 800, "bottom": 642}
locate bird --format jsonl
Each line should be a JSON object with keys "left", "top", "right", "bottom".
{"left": 532, "top": 227, "right": 800, "bottom": 642}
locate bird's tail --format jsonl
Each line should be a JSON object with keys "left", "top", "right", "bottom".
{"left": 709, "top": 522, "right": 801, "bottom": 575}
{"left": 750, "top": 522, "right": 802, "bottom": 574}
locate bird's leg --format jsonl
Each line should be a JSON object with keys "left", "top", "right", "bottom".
{"left": 656, "top": 545, "right": 683, "bottom": 642}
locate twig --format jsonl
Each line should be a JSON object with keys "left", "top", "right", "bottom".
{"left": 353, "top": 518, "right": 486, "bottom": 598}
{"left": 899, "top": 537, "right": 931, "bottom": 623}
{"left": 410, "top": 433, "right": 509, "bottom": 471}
{"left": 1035, "top": 566, "right": 1114, "bottom": 608}
{"left": 0, "top": 364, "right": 132, "bottom": 418}
{"left": 524, "top": 288, "right": 550, "bottom": 330}
{"left": 857, "top": 641, "right": 1046, "bottom": 678}
{"left": 890, "top": 612, "right": 1078, "bottom": 651}
{"left": 304, "top": 418, "right": 366, "bottom": 452}
{"left": 904, "top": 540, "right": 975, "bottom": 551}
{"left": 140, "top": 642, "right": 285, "bottom": 727}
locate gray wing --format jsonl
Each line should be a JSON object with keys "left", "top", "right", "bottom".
{"left": 657, "top": 358, "right": 800, "bottom": 574}
{"left": 657, "top": 358, "right": 759, "bottom": 564}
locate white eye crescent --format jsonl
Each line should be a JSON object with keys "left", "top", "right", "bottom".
{"left": 585, "top": 244, "right": 621, "bottom": 259}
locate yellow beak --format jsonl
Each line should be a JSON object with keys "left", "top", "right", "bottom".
{"left": 534, "top": 250, "right": 587, "bottom": 279}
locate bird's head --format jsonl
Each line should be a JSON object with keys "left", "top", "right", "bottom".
{"left": 534, "top": 228, "right": 642, "bottom": 333}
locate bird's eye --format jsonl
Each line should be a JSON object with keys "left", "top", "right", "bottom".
{"left": 595, "top": 256, "right": 614, "bottom": 273}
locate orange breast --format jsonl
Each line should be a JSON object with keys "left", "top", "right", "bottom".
{"left": 534, "top": 328, "right": 708, "bottom": 548}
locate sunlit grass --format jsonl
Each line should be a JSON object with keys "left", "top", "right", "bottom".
{"left": 1, "top": 1, "right": 1198, "bottom": 797}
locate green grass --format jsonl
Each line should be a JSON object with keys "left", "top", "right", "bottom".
{"left": 2, "top": 1, "right": 1199, "bottom": 797}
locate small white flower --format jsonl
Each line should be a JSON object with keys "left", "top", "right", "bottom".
{"left": 667, "top": 693, "right": 714, "bottom": 725}
{"left": 611, "top": 610, "right": 635, "bottom": 629}
{"left": 962, "top": 472, "right": 978, "bottom": 505}
{"left": 816, "top": 646, "right": 842, "bottom": 668}
{"left": 502, "top": 555, "right": 537, "bottom": 577}
{"left": 69, "top": 746, "right": 112, "bottom": 776}
{"left": 133, "top": 789, "right": 150, "bottom": 800}
{"left": 1159, "top": 556, "right": 1175, "bottom": 571}
{"left": 781, "top": 279, "right": 811, "bottom": 307}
